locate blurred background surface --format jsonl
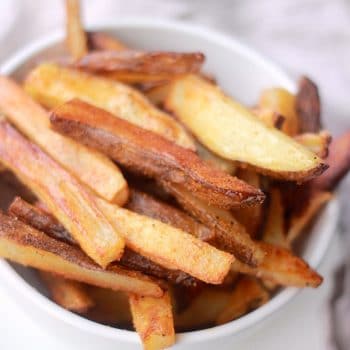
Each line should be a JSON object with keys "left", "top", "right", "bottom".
{"left": 0, "top": 1, "right": 349, "bottom": 349}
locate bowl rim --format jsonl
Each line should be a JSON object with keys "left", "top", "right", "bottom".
{"left": 0, "top": 17, "right": 338, "bottom": 346}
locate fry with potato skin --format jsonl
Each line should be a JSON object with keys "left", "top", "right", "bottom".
{"left": 129, "top": 291, "right": 175, "bottom": 350}
{"left": 166, "top": 75, "right": 327, "bottom": 181}
{"left": 39, "top": 271, "right": 94, "bottom": 314}
{"left": 0, "top": 212, "right": 163, "bottom": 297}
{"left": 24, "top": 63, "right": 195, "bottom": 150}
{"left": 0, "top": 75, "right": 128, "bottom": 205}
{"left": 87, "top": 32, "right": 127, "bottom": 52}
{"left": 0, "top": 120, "right": 125, "bottom": 267}
{"left": 50, "top": 99, "right": 264, "bottom": 210}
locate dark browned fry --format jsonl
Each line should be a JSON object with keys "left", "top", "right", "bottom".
{"left": 50, "top": 99, "right": 264, "bottom": 209}
{"left": 296, "top": 76, "right": 321, "bottom": 133}
{"left": 87, "top": 32, "right": 127, "bottom": 52}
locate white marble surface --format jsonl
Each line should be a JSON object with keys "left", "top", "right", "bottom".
{"left": 0, "top": 1, "right": 349, "bottom": 349}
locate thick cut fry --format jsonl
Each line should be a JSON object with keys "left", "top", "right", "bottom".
{"left": 97, "top": 198, "right": 234, "bottom": 284}
{"left": 87, "top": 32, "right": 127, "bottom": 51}
{"left": 74, "top": 50, "right": 204, "bottom": 76}
{"left": 0, "top": 212, "right": 163, "bottom": 296}
{"left": 161, "top": 182, "right": 265, "bottom": 267}
{"left": 311, "top": 131, "right": 350, "bottom": 191}
{"left": 24, "top": 63, "right": 195, "bottom": 150}
{"left": 295, "top": 131, "right": 331, "bottom": 159}
{"left": 251, "top": 107, "right": 285, "bottom": 129}
{"left": 10, "top": 197, "right": 199, "bottom": 288}
{"left": 166, "top": 75, "right": 327, "bottom": 181}
{"left": 129, "top": 292, "right": 175, "bottom": 350}
{"left": 50, "top": 99, "right": 264, "bottom": 209}
{"left": 144, "top": 82, "right": 171, "bottom": 106}
{"left": 0, "top": 120, "right": 124, "bottom": 267}
{"left": 287, "top": 191, "right": 332, "bottom": 243}
{"left": 39, "top": 271, "right": 94, "bottom": 313}
{"left": 174, "top": 287, "right": 231, "bottom": 330}
{"left": 85, "top": 286, "right": 132, "bottom": 325}
{"left": 216, "top": 277, "right": 269, "bottom": 325}
{"left": 0, "top": 75, "right": 127, "bottom": 204}
{"left": 262, "top": 188, "right": 289, "bottom": 248}
{"left": 296, "top": 76, "right": 321, "bottom": 133}
{"left": 232, "top": 242, "right": 323, "bottom": 288}
{"left": 65, "top": 0, "right": 88, "bottom": 60}
{"left": 259, "top": 87, "right": 299, "bottom": 136}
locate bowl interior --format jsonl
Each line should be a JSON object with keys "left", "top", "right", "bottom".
{"left": 0, "top": 19, "right": 338, "bottom": 345}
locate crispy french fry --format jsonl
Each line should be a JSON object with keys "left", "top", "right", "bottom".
{"left": 144, "top": 81, "right": 171, "bottom": 106}
{"left": 50, "top": 99, "right": 264, "bottom": 210}
{"left": 174, "top": 287, "right": 231, "bottom": 331}
{"left": 259, "top": 87, "right": 300, "bottom": 136}
{"left": 65, "top": 0, "right": 88, "bottom": 59}
{"left": 262, "top": 187, "right": 289, "bottom": 248}
{"left": 85, "top": 286, "right": 132, "bottom": 325}
{"left": 216, "top": 277, "right": 269, "bottom": 325}
{"left": 251, "top": 107, "right": 285, "bottom": 129}
{"left": 39, "top": 271, "right": 94, "bottom": 313}
{"left": 232, "top": 242, "right": 323, "bottom": 288}
{"left": 287, "top": 191, "right": 332, "bottom": 243}
{"left": 87, "top": 31, "right": 127, "bottom": 52}
{"left": 166, "top": 75, "right": 327, "bottom": 181}
{"left": 24, "top": 63, "right": 195, "bottom": 150}
{"left": 0, "top": 120, "right": 125, "bottom": 267}
{"left": 129, "top": 291, "right": 175, "bottom": 350}
{"left": 0, "top": 75, "right": 128, "bottom": 205}
{"left": 161, "top": 182, "right": 265, "bottom": 267}
{"left": 10, "top": 197, "right": 199, "bottom": 288}
{"left": 295, "top": 131, "right": 331, "bottom": 158}
{"left": 0, "top": 212, "right": 163, "bottom": 296}
{"left": 296, "top": 76, "right": 321, "bottom": 133}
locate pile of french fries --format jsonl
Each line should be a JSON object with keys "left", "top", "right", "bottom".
{"left": 0, "top": 1, "right": 349, "bottom": 349}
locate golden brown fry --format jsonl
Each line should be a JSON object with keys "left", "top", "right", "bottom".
{"left": 65, "top": 0, "right": 88, "bottom": 60}
{"left": 174, "top": 287, "right": 231, "bottom": 331}
{"left": 0, "top": 120, "right": 124, "bottom": 267}
{"left": 296, "top": 76, "right": 321, "bottom": 133}
{"left": 129, "top": 291, "right": 175, "bottom": 350}
{"left": 87, "top": 32, "right": 127, "bottom": 52}
{"left": 216, "top": 277, "right": 269, "bottom": 325}
{"left": 251, "top": 107, "right": 285, "bottom": 129}
{"left": 50, "top": 99, "right": 264, "bottom": 209}
{"left": 0, "top": 212, "right": 163, "bottom": 297}
{"left": 287, "top": 191, "right": 332, "bottom": 244}
{"left": 144, "top": 81, "right": 171, "bottom": 106}
{"left": 161, "top": 182, "right": 265, "bottom": 267}
{"left": 39, "top": 271, "right": 94, "bottom": 313}
{"left": 232, "top": 242, "right": 323, "bottom": 288}
{"left": 259, "top": 87, "right": 300, "bottom": 136}
{"left": 262, "top": 187, "right": 289, "bottom": 249}
{"left": 295, "top": 131, "right": 331, "bottom": 159}
{"left": 166, "top": 75, "right": 327, "bottom": 182}
{"left": 0, "top": 75, "right": 128, "bottom": 205}
{"left": 24, "top": 63, "right": 195, "bottom": 150}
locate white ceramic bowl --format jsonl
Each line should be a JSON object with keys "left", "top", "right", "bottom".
{"left": 0, "top": 19, "right": 339, "bottom": 350}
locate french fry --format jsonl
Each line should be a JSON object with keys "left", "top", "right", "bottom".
{"left": 0, "top": 120, "right": 125, "bottom": 267}
{"left": 9, "top": 197, "right": 199, "bottom": 288}
{"left": 0, "top": 75, "right": 128, "bottom": 205}
{"left": 161, "top": 182, "right": 265, "bottom": 267}
{"left": 87, "top": 31, "right": 127, "bottom": 52}
{"left": 262, "top": 187, "right": 289, "bottom": 248}
{"left": 287, "top": 191, "right": 332, "bottom": 244}
{"left": 65, "top": 0, "right": 88, "bottom": 60}
{"left": 85, "top": 286, "right": 132, "bottom": 325}
{"left": 24, "top": 63, "right": 196, "bottom": 150}
{"left": 0, "top": 212, "right": 163, "bottom": 297}
{"left": 216, "top": 276, "right": 269, "bottom": 325}
{"left": 144, "top": 81, "right": 171, "bottom": 106}
{"left": 295, "top": 131, "right": 331, "bottom": 158}
{"left": 251, "top": 107, "right": 285, "bottom": 129}
{"left": 165, "top": 75, "right": 327, "bottom": 181}
{"left": 50, "top": 99, "right": 264, "bottom": 209}
{"left": 129, "top": 291, "right": 175, "bottom": 350}
{"left": 39, "top": 271, "right": 94, "bottom": 313}
{"left": 232, "top": 242, "right": 323, "bottom": 288}
{"left": 296, "top": 76, "right": 321, "bottom": 133}
{"left": 259, "top": 87, "right": 300, "bottom": 136}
